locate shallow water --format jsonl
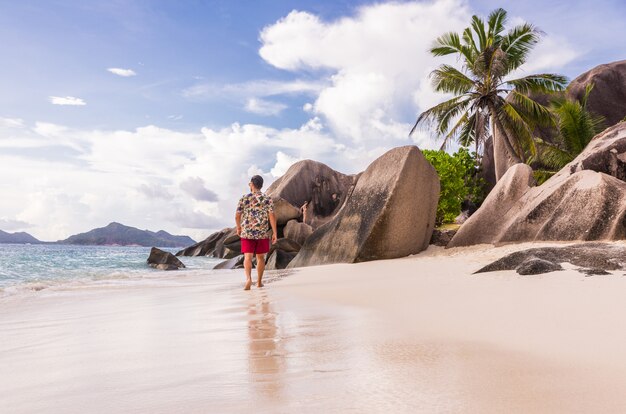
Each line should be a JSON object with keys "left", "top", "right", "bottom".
{"left": 0, "top": 244, "right": 221, "bottom": 294}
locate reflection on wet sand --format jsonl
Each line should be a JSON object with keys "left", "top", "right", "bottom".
{"left": 247, "top": 291, "right": 285, "bottom": 401}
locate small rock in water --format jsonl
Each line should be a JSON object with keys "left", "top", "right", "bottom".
{"left": 147, "top": 247, "right": 186, "bottom": 270}
{"left": 516, "top": 257, "right": 562, "bottom": 275}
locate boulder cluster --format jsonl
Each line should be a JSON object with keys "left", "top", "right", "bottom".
{"left": 177, "top": 146, "right": 440, "bottom": 269}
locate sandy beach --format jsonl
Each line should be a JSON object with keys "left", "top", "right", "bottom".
{"left": 3, "top": 242, "right": 626, "bottom": 413}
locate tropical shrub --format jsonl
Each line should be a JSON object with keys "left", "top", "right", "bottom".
{"left": 423, "top": 148, "right": 485, "bottom": 224}
{"left": 530, "top": 85, "right": 605, "bottom": 184}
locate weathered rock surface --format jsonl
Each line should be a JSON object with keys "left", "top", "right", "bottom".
{"left": 555, "top": 121, "right": 626, "bottom": 181}
{"left": 273, "top": 197, "right": 302, "bottom": 225}
{"left": 489, "top": 60, "right": 626, "bottom": 180}
{"left": 267, "top": 159, "right": 357, "bottom": 228}
{"left": 450, "top": 123, "right": 626, "bottom": 247}
{"left": 269, "top": 238, "right": 301, "bottom": 255}
{"left": 581, "top": 268, "right": 611, "bottom": 276}
{"left": 288, "top": 146, "right": 439, "bottom": 267}
{"left": 283, "top": 220, "right": 313, "bottom": 246}
{"left": 176, "top": 228, "right": 231, "bottom": 257}
{"left": 430, "top": 228, "right": 457, "bottom": 247}
{"left": 213, "top": 255, "right": 244, "bottom": 270}
{"left": 147, "top": 247, "right": 186, "bottom": 270}
{"left": 475, "top": 243, "right": 625, "bottom": 274}
{"left": 515, "top": 257, "right": 563, "bottom": 275}
{"left": 567, "top": 60, "right": 626, "bottom": 127}
{"left": 266, "top": 249, "right": 298, "bottom": 270}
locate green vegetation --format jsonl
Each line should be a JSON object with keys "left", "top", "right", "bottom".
{"left": 530, "top": 85, "right": 605, "bottom": 184}
{"left": 412, "top": 8, "right": 567, "bottom": 176}
{"left": 423, "top": 148, "right": 485, "bottom": 225}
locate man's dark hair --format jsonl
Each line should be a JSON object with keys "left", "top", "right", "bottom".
{"left": 251, "top": 175, "right": 264, "bottom": 190}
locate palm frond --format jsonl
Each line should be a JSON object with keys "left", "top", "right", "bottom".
{"left": 505, "top": 73, "right": 568, "bottom": 94}
{"left": 534, "top": 139, "right": 574, "bottom": 169}
{"left": 431, "top": 64, "right": 475, "bottom": 94}
{"left": 508, "top": 91, "right": 554, "bottom": 127}
{"left": 440, "top": 111, "right": 470, "bottom": 150}
{"left": 410, "top": 96, "right": 471, "bottom": 136}
{"left": 501, "top": 23, "right": 541, "bottom": 69}
{"left": 470, "top": 15, "right": 488, "bottom": 50}
{"left": 487, "top": 8, "right": 507, "bottom": 43}
{"left": 551, "top": 98, "right": 605, "bottom": 154}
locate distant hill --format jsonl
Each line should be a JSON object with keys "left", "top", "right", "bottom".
{"left": 0, "top": 230, "right": 41, "bottom": 244}
{"left": 57, "top": 222, "right": 196, "bottom": 247}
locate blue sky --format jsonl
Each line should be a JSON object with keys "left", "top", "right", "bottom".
{"left": 1, "top": 0, "right": 625, "bottom": 241}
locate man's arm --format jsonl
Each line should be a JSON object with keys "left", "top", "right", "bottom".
{"left": 235, "top": 212, "right": 242, "bottom": 236}
{"left": 269, "top": 212, "right": 277, "bottom": 243}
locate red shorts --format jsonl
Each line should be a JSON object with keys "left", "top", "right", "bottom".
{"left": 240, "top": 238, "right": 270, "bottom": 254}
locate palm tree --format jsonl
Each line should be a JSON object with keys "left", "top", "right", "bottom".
{"left": 532, "top": 84, "right": 605, "bottom": 172}
{"left": 411, "top": 8, "right": 568, "bottom": 180}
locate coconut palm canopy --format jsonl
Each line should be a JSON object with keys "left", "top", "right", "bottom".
{"left": 411, "top": 8, "right": 568, "bottom": 179}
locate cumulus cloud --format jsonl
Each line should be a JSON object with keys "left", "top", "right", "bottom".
{"left": 244, "top": 98, "right": 287, "bottom": 116}
{"left": 258, "top": 0, "right": 472, "bottom": 142}
{"left": 137, "top": 183, "right": 175, "bottom": 200}
{"left": 0, "top": 218, "right": 33, "bottom": 231}
{"left": 180, "top": 177, "right": 219, "bottom": 202}
{"left": 107, "top": 67, "right": 137, "bottom": 77}
{"left": 49, "top": 96, "right": 86, "bottom": 106}
{"left": 270, "top": 151, "right": 303, "bottom": 177}
{"left": 0, "top": 117, "right": 365, "bottom": 241}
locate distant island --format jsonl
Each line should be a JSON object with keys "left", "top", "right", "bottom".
{"left": 0, "top": 230, "right": 42, "bottom": 244}
{"left": 0, "top": 222, "right": 196, "bottom": 247}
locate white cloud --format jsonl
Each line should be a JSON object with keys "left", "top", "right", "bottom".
{"left": 0, "top": 117, "right": 25, "bottom": 128}
{"left": 107, "top": 67, "right": 137, "bottom": 77}
{"left": 244, "top": 98, "right": 287, "bottom": 116}
{"left": 0, "top": 118, "right": 366, "bottom": 241}
{"left": 49, "top": 96, "right": 86, "bottom": 106}
{"left": 0, "top": 218, "right": 33, "bottom": 231}
{"left": 270, "top": 151, "right": 303, "bottom": 177}
{"left": 179, "top": 177, "right": 219, "bottom": 202}
{"left": 181, "top": 79, "right": 324, "bottom": 100}
{"left": 258, "top": 0, "right": 472, "bottom": 142}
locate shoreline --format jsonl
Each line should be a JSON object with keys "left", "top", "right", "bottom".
{"left": 3, "top": 242, "right": 626, "bottom": 412}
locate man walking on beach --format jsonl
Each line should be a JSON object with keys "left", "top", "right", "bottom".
{"left": 236, "top": 175, "right": 277, "bottom": 290}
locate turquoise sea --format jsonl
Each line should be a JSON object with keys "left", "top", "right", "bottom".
{"left": 0, "top": 244, "right": 221, "bottom": 294}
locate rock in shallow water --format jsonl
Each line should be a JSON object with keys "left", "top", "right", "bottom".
{"left": 147, "top": 247, "right": 185, "bottom": 270}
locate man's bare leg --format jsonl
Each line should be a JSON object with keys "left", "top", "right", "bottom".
{"left": 256, "top": 253, "right": 266, "bottom": 287}
{"left": 243, "top": 253, "right": 253, "bottom": 290}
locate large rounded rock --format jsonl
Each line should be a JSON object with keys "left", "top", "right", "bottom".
{"left": 556, "top": 121, "right": 626, "bottom": 181}
{"left": 266, "top": 249, "right": 298, "bottom": 270}
{"left": 450, "top": 124, "right": 626, "bottom": 247}
{"left": 567, "top": 60, "right": 626, "bottom": 127}
{"left": 288, "top": 146, "right": 439, "bottom": 267}
{"left": 489, "top": 60, "right": 626, "bottom": 180}
{"left": 267, "top": 160, "right": 357, "bottom": 228}
{"left": 147, "top": 247, "right": 186, "bottom": 270}
{"left": 272, "top": 197, "right": 302, "bottom": 225}
{"left": 448, "top": 164, "right": 536, "bottom": 247}
{"left": 283, "top": 220, "right": 313, "bottom": 246}
{"left": 176, "top": 228, "right": 231, "bottom": 257}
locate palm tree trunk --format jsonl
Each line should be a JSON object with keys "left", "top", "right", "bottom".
{"left": 489, "top": 104, "right": 523, "bottom": 180}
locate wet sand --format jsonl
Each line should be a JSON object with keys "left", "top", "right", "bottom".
{"left": 2, "top": 243, "right": 626, "bottom": 413}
